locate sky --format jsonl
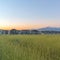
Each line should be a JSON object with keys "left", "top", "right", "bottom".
{"left": 0, "top": 0, "right": 60, "bottom": 30}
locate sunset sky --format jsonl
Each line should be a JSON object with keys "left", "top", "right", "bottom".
{"left": 0, "top": 0, "right": 60, "bottom": 30}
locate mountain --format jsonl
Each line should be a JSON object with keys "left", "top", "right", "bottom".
{"left": 38, "top": 27, "right": 60, "bottom": 31}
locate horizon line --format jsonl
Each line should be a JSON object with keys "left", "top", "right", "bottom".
{"left": 0, "top": 26, "right": 60, "bottom": 30}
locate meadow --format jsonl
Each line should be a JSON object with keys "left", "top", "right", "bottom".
{"left": 0, "top": 34, "right": 60, "bottom": 60}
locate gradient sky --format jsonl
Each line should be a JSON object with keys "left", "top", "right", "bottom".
{"left": 0, "top": 0, "right": 60, "bottom": 30}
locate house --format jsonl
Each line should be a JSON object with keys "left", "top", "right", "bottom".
{"left": 10, "top": 29, "right": 18, "bottom": 34}
{"left": 0, "top": 30, "right": 3, "bottom": 34}
{"left": 21, "top": 30, "right": 30, "bottom": 34}
{"left": 3, "top": 30, "right": 9, "bottom": 34}
{"left": 30, "top": 30, "right": 40, "bottom": 34}
{"left": 0, "top": 28, "right": 60, "bottom": 35}
{"left": 41, "top": 31, "right": 60, "bottom": 34}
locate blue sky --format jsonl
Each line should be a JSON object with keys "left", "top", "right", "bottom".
{"left": 0, "top": 0, "right": 60, "bottom": 29}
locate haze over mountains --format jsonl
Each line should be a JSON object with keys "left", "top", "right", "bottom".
{"left": 0, "top": 27, "right": 60, "bottom": 32}
{"left": 38, "top": 27, "right": 60, "bottom": 31}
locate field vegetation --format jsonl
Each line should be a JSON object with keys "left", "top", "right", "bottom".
{"left": 0, "top": 35, "right": 60, "bottom": 60}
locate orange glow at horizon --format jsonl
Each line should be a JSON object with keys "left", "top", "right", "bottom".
{"left": 0, "top": 24, "right": 45, "bottom": 30}
{"left": 0, "top": 23, "right": 60, "bottom": 30}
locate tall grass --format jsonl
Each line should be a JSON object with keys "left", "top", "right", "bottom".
{"left": 0, "top": 35, "right": 60, "bottom": 60}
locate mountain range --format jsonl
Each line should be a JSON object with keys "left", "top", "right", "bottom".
{"left": 38, "top": 27, "right": 60, "bottom": 31}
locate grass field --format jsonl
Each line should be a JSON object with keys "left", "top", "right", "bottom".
{"left": 0, "top": 35, "right": 60, "bottom": 60}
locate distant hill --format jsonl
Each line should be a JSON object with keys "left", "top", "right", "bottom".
{"left": 38, "top": 27, "right": 60, "bottom": 31}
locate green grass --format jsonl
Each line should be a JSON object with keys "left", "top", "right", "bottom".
{"left": 0, "top": 34, "right": 60, "bottom": 60}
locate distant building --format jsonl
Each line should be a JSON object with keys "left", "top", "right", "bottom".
{"left": 10, "top": 29, "right": 18, "bottom": 34}
{"left": 0, "top": 30, "right": 3, "bottom": 34}
{"left": 30, "top": 30, "right": 40, "bottom": 34}
{"left": 0, "top": 29, "right": 60, "bottom": 35}
{"left": 21, "top": 30, "right": 30, "bottom": 34}
{"left": 3, "top": 30, "right": 9, "bottom": 34}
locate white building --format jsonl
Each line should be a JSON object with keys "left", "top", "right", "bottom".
{"left": 0, "top": 30, "right": 3, "bottom": 34}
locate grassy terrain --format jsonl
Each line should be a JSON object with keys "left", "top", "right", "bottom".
{"left": 0, "top": 35, "right": 60, "bottom": 60}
